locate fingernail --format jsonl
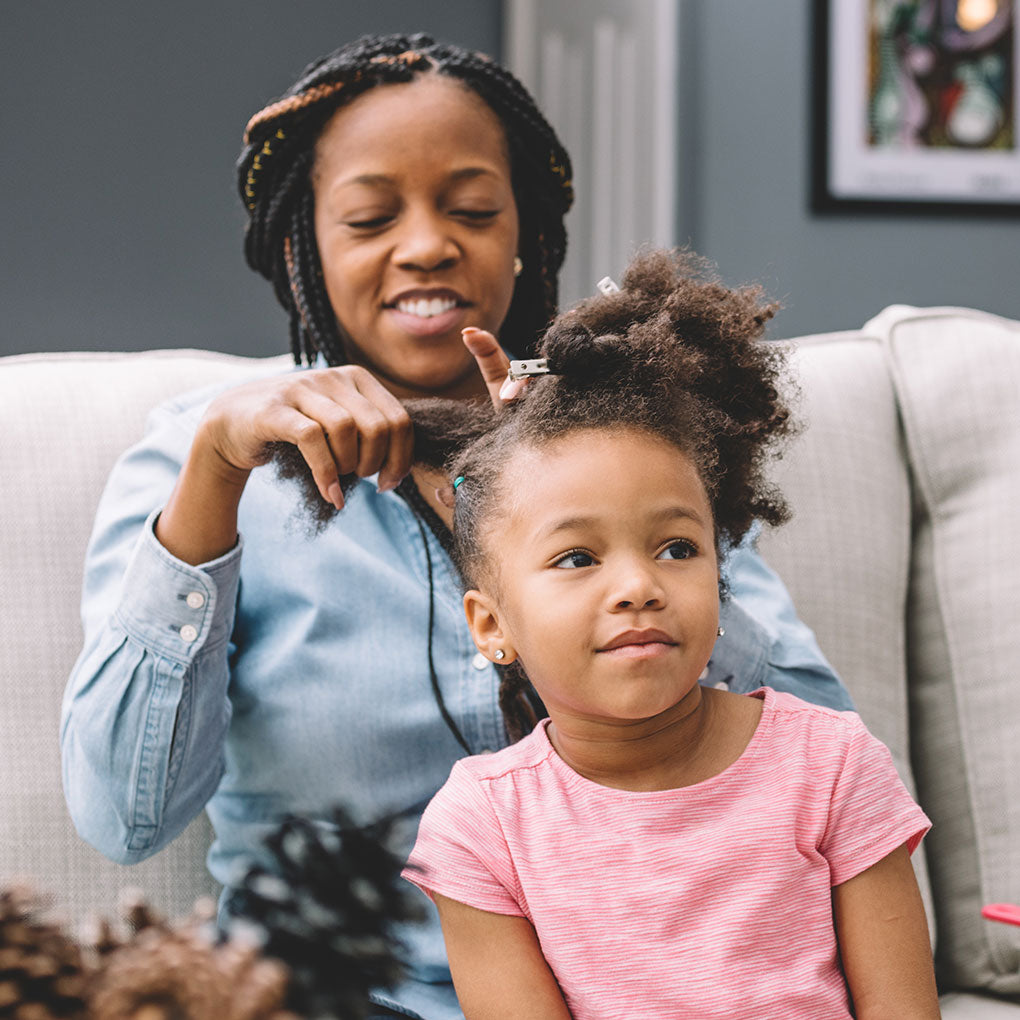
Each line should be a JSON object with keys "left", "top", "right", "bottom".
{"left": 327, "top": 482, "right": 343, "bottom": 509}
{"left": 499, "top": 376, "right": 526, "bottom": 401}
{"left": 377, "top": 477, "right": 396, "bottom": 493}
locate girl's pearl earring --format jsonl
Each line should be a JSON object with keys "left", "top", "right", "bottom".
{"left": 717, "top": 626, "right": 725, "bottom": 637}
{"left": 512, "top": 256, "right": 523, "bottom": 278}
{"left": 494, "top": 649, "right": 506, "bottom": 661}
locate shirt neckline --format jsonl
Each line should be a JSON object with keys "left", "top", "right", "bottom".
{"left": 535, "top": 687, "right": 774, "bottom": 800}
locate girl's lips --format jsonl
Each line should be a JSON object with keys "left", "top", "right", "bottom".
{"left": 599, "top": 641, "right": 675, "bottom": 660}
{"left": 386, "top": 304, "right": 468, "bottom": 338}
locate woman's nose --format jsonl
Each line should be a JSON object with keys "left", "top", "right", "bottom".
{"left": 393, "top": 209, "right": 458, "bottom": 272}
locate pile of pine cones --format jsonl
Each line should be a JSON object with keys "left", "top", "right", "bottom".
{"left": 0, "top": 809, "right": 421, "bottom": 1020}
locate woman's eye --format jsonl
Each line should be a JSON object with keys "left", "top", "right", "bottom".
{"left": 346, "top": 215, "right": 393, "bottom": 230}
{"left": 658, "top": 540, "right": 697, "bottom": 561}
{"left": 553, "top": 550, "right": 595, "bottom": 569}
{"left": 453, "top": 209, "right": 499, "bottom": 221}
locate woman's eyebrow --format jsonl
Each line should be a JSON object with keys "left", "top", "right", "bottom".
{"left": 338, "top": 167, "right": 501, "bottom": 189}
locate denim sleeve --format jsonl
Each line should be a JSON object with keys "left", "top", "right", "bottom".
{"left": 60, "top": 401, "right": 240, "bottom": 864}
{"left": 708, "top": 527, "right": 854, "bottom": 711}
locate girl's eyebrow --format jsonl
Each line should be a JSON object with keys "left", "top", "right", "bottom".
{"left": 537, "top": 506, "right": 708, "bottom": 540}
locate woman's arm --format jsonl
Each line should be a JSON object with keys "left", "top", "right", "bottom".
{"left": 434, "top": 892, "right": 572, "bottom": 1020}
{"left": 832, "top": 843, "right": 940, "bottom": 1018}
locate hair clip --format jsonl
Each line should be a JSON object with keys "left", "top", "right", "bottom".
{"left": 453, "top": 476, "right": 466, "bottom": 489}
{"left": 597, "top": 276, "right": 621, "bottom": 295}
{"left": 507, "top": 358, "right": 550, "bottom": 382}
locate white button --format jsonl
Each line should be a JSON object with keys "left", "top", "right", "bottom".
{"left": 185, "top": 591, "right": 205, "bottom": 610}
{"left": 713, "top": 680, "right": 730, "bottom": 691}
{"left": 480, "top": 748, "right": 494, "bottom": 755}
{"left": 180, "top": 624, "right": 198, "bottom": 643}
{"left": 472, "top": 652, "right": 489, "bottom": 670}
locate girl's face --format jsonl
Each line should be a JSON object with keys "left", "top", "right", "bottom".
{"left": 464, "top": 428, "right": 721, "bottom": 727}
{"left": 311, "top": 75, "right": 520, "bottom": 400}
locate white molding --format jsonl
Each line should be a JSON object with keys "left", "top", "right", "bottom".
{"left": 505, "top": 0, "right": 679, "bottom": 305}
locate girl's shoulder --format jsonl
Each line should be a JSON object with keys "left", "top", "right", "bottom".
{"left": 755, "top": 687, "right": 881, "bottom": 772}
{"left": 454, "top": 721, "right": 558, "bottom": 784}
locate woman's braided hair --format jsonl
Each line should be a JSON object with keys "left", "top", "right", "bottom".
{"left": 238, "top": 32, "right": 574, "bottom": 366}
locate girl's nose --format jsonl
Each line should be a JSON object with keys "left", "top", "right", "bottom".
{"left": 609, "top": 562, "right": 665, "bottom": 611}
{"left": 393, "top": 209, "right": 458, "bottom": 272}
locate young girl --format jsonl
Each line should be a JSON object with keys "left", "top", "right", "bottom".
{"left": 400, "top": 251, "right": 940, "bottom": 1019}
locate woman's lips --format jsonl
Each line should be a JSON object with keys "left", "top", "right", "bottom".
{"left": 386, "top": 303, "right": 468, "bottom": 338}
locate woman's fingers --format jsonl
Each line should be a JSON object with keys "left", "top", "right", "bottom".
{"left": 292, "top": 369, "right": 413, "bottom": 500}
{"left": 345, "top": 370, "right": 414, "bottom": 492}
{"left": 462, "top": 327, "right": 520, "bottom": 409}
{"left": 203, "top": 366, "right": 414, "bottom": 511}
{"left": 265, "top": 402, "right": 349, "bottom": 508}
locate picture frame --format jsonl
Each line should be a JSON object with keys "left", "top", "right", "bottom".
{"left": 811, "top": 0, "right": 1020, "bottom": 214}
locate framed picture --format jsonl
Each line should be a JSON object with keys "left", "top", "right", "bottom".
{"left": 812, "top": 0, "right": 1020, "bottom": 213}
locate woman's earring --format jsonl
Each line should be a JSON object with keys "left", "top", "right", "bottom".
{"left": 513, "top": 256, "right": 523, "bottom": 278}
{"left": 494, "top": 649, "right": 506, "bottom": 661}
{"left": 717, "top": 626, "right": 725, "bottom": 638}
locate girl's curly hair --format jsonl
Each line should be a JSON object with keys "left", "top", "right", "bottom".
{"left": 443, "top": 248, "right": 793, "bottom": 588}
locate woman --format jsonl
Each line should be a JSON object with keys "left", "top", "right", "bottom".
{"left": 61, "top": 33, "right": 851, "bottom": 1019}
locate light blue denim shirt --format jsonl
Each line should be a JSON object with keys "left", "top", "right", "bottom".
{"left": 61, "top": 374, "right": 852, "bottom": 1020}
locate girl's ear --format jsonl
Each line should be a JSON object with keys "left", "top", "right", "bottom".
{"left": 463, "top": 589, "right": 518, "bottom": 664}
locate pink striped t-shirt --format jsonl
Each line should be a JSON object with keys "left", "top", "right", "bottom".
{"left": 404, "top": 688, "right": 930, "bottom": 1020}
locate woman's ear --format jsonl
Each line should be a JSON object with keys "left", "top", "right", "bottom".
{"left": 463, "top": 589, "right": 518, "bottom": 664}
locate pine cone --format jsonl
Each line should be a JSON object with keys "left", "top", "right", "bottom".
{"left": 225, "top": 807, "right": 424, "bottom": 1020}
{"left": 0, "top": 886, "right": 90, "bottom": 1020}
{"left": 87, "top": 920, "right": 297, "bottom": 1020}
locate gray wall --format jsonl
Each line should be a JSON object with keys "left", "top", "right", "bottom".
{"left": 685, "top": 0, "right": 1020, "bottom": 339}
{"left": 6, "top": 1, "right": 1018, "bottom": 357}
{"left": 1, "top": 1, "right": 501, "bottom": 357}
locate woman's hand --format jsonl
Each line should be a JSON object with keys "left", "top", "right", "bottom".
{"left": 200, "top": 366, "right": 413, "bottom": 507}
{"left": 462, "top": 327, "right": 529, "bottom": 406}
{"left": 155, "top": 366, "right": 412, "bottom": 564}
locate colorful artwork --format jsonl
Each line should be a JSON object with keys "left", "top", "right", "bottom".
{"left": 813, "top": 0, "right": 1020, "bottom": 211}
{"left": 868, "top": 0, "right": 1014, "bottom": 150}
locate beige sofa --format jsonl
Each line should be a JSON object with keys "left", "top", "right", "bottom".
{"left": 1, "top": 305, "right": 1017, "bottom": 1015}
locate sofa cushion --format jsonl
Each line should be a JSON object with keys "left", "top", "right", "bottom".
{"left": 756, "top": 330, "right": 935, "bottom": 931}
{"left": 0, "top": 349, "right": 288, "bottom": 923}
{"left": 871, "top": 306, "right": 1020, "bottom": 997}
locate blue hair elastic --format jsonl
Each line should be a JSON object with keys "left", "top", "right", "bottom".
{"left": 453, "top": 476, "right": 465, "bottom": 490}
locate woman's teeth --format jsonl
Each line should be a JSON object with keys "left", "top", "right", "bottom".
{"left": 396, "top": 297, "right": 458, "bottom": 318}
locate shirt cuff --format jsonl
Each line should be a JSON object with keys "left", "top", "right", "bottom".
{"left": 115, "top": 508, "right": 243, "bottom": 663}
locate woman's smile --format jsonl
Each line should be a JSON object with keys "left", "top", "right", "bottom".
{"left": 311, "top": 75, "right": 520, "bottom": 399}
{"left": 385, "top": 286, "right": 471, "bottom": 338}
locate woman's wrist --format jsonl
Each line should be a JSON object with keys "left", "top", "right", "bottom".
{"left": 155, "top": 426, "right": 252, "bottom": 565}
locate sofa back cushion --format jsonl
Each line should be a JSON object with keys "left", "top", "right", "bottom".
{"left": 0, "top": 350, "right": 288, "bottom": 923}
{"left": 870, "top": 306, "right": 1020, "bottom": 996}
{"left": 756, "top": 331, "right": 934, "bottom": 931}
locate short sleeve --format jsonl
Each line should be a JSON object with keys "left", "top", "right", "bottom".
{"left": 820, "top": 715, "right": 931, "bottom": 887}
{"left": 402, "top": 761, "right": 525, "bottom": 917}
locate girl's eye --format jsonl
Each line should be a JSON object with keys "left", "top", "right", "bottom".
{"left": 553, "top": 550, "right": 595, "bottom": 569}
{"left": 658, "top": 539, "right": 698, "bottom": 561}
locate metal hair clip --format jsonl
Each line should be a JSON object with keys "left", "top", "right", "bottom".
{"left": 507, "top": 358, "right": 551, "bottom": 381}
{"left": 597, "top": 276, "right": 621, "bottom": 295}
